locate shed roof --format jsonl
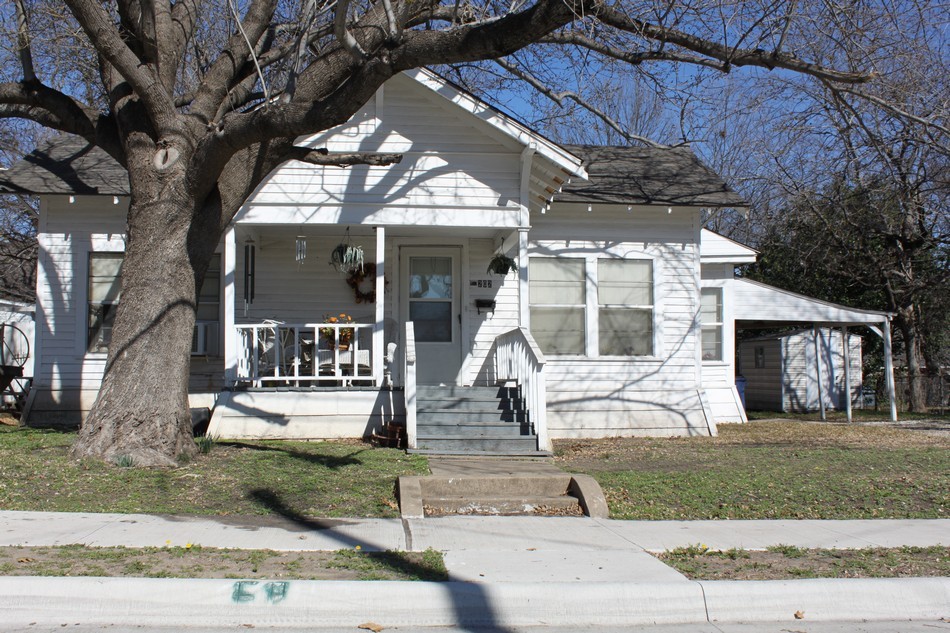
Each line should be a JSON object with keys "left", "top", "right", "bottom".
{"left": 733, "top": 278, "right": 891, "bottom": 326}
{"left": 0, "top": 135, "right": 129, "bottom": 196}
{"left": 557, "top": 144, "right": 746, "bottom": 208}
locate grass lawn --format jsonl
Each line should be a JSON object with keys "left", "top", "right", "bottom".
{"left": 657, "top": 544, "right": 950, "bottom": 580}
{"left": 0, "top": 544, "right": 447, "bottom": 581}
{"left": 554, "top": 421, "right": 949, "bottom": 520}
{"left": 0, "top": 425, "right": 428, "bottom": 517}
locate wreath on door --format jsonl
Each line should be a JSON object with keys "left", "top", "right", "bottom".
{"left": 346, "top": 263, "right": 376, "bottom": 303}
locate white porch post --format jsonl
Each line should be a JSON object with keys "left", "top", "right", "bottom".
{"left": 223, "top": 226, "right": 237, "bottom": 385}
{"left": 842, "top": 326, "right": 852, "bottom": 423}
{"left": 813, "top": 325, "right": 826, "bottom": 421}
{"left": 374, "top": 226, "right": 385, "bottom": 386}
{"left": 883, "top": 317, "right": 898, "bottom": 421}
{"left": 518, "top": 228, "right": 529, "bottom": 326}
{"left": 518, "top": 146, "right": 534, "bottom": 328}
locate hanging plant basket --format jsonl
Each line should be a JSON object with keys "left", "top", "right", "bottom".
{"left": 487, "top": 253, "right": 518, "bottom": 276}
{"left": 329, "top": 228, "right": 364, "bottom": 275}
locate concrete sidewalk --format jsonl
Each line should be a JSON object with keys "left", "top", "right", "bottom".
{"left": 0, "top": 511, "right": 947, "bottom": 629}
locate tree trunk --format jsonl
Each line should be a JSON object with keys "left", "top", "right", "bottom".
{"left": 71, "top": 182, "right": 215, "bottom": 466}
{"left": 896, "top": 307, "right": 928, "bottom": 413}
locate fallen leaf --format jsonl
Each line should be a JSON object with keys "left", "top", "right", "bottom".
{"left": 793, "top": 610, "right": 805, "bottom": 620}
{"left": 358, "top": 623, "right": 384, "bottom": 632}
{"left": 526, "top": 548, "right": 537, "bottom": 551}
{"left": 17, "top": 557, "right": 35, "bottom": 563}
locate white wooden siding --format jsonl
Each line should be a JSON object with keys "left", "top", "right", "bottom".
{"left": 700, "top": 229, "right": 757, "bottom": 263}
{"left": 29, "top": 196, "right": 226, "bottom": 424}
{"left": 238, "top": 74, "right": 526, "bottom": 228}
{"left": 529, "top": 206, "right": 710, "bottom": 436}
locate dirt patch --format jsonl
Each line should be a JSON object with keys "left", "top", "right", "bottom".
{"left": 0, "top": 545, "right": 447, "bottom": 581}
{"left": 656, "top": 545, "right": 950, "bottom": 580}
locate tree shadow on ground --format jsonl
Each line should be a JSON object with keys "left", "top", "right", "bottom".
{"left": 217, "top": 440, "right": 366, "bottom": 470}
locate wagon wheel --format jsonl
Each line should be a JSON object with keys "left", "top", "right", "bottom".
{"left": 1, "top": 324, "right": 29, "bottom": 368}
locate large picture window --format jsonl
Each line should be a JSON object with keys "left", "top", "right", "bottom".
{"left": 598, "top": 259, "right": 653, "bottom": 356}
{"left": 701, "top": 288, "right": 723, "bottom": 361}
{"left": 87, "top": 253, "right": 123, "bottom": 353}
{"left": 528, "top": 258, "right": 585, "bottom": 355}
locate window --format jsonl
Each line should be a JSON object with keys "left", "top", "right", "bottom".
{"left": 87, "top": 252, "right": 221, "bottom": 355}
{"left": 529, "top": 258, "right": 585, "bottom": 355}
{"left": 700, "top": 288, "right": 723, "bottom": 361}
{"left": 193, "top": 256, "right": 221, "bottom": 355}
{"left": 598, "top": 259, "right": 653, "bottom": 356}
{"left": 87, "top": 253, "right": 123, "bottom": 353}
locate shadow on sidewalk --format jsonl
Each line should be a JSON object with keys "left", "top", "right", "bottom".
{"left": 250, "top": 488, "right": 515, "bottom": 632}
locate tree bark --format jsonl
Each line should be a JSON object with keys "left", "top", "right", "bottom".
{"left": 895, "top": 307, "right": 928, "bottom": 413}
{"left": 70, "top": 173, "right": 215, "bottom": 466}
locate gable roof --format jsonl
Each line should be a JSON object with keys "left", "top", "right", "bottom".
{"left": 0, "top": 134, "right": 129, "bottom": 195}
{"left": 406, "top": 69, "right": 586, "bottom": 180}
{"left": 556, "top": 144, "right": 746, "bottom": 208}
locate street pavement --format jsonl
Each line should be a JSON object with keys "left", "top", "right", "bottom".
{"left": 0, "top": 511, "right": 947, "bottom": 630}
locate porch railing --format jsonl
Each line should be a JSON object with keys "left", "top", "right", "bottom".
{"left": 495, "top": 327, "right": 549, "bottom": 451}
{"left": 404, "top": 321, "right": 417, "bottom": 449}
{"left": 235, "top": 321, "right": 375, "bottom": 387}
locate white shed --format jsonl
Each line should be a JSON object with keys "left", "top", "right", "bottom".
{"left": 739, "top": 328, "right": 863, "bottom": 413}
{"left": 0, "top": 299, "right": 34, "bottom": 409}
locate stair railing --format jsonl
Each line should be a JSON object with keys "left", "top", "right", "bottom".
{"left": 494, "top": 327, "right": 549, "bottom": 451}
{"left": 404, "top": 321, "right": 417, "bottom": 449}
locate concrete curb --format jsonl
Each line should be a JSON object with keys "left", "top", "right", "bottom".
{"left": 1, "top": 576, "right": 947, "bottom": 628}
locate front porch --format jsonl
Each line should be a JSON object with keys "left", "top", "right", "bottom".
{"left": 203, "top": 225, "right": 550, "bottom": 452}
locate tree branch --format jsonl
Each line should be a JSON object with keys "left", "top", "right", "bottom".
{"left": 13, "top": 0, "right": 36, "bottom": 83}
{"left": 335, "top": 0, "right": 367, "bottom": 62}
{"left": 596, "top": 5, "right": 875, "bottom": 84}
{"left": 190, "top": 0, "right": 279, "bottom": 123}
{"left": 493, "top": 58, "right": 666, "bottom": 148}
{"left": 64, "top": 0, "right": 177, "bottom": 128}
{"left": 283, "top": 146, "right": 403, "bottom": 166}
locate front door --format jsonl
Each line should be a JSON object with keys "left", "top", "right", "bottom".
{"left": 400, "top": 247, "right": 462, "bottom": 385}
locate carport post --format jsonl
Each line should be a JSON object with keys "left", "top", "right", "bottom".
{"left": 813, "top": 326, "right": 826, "bottom": 421}
{"left": 842, "top": 326, "right": 852, "bottom": 423}
{"left": 883, "top": 318, "right": 898, "bottom": 422}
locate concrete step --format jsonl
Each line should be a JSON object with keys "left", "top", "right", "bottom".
{"left": 424, "top": 495, "right": 582, "bottom": 516}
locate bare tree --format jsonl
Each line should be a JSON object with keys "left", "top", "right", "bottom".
{"left": 0, "top": 0, "right": 919, "bottom": 464}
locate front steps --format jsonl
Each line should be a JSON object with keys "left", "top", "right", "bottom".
{"left": 413, "top": 385, "right": 543, "bottom": 455}
{"left": 398, "top": 458, "right": 609, "bottom": 518}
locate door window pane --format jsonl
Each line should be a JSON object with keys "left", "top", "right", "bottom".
{"left": 409, "top": 257, "right": 452, "bottom": 299}
{"left": 410, "top": 302, "right": 452, "bottom": 342}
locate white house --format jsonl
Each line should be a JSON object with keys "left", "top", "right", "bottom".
{"left": 0, "top": 70, "right": 897, "bottom": 452}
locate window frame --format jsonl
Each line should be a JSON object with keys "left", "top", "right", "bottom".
{"left": 528, "top": 256, "right": 587, "bottom": 356}
{"left": 700, "top": 287, "right": 724, "bottom": 362}
{"left": 86, "top": 251, "right": 124, "bottom": 355}
{"left": 528, "top": 254, "right": 659, "bottom": 359}
{"left": 596, "top": 257, "right": 655, "bottom": 357}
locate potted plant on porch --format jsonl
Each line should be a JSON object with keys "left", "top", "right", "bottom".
{"left": 320, "top": 313, "right": 355, "bottom": 349}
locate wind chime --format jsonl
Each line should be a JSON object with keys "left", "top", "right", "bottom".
{"left": 295, "top": 235, "right": 307, "bottom": 266}
{"left": 243, "top": 237, "right": 255, "bottom": 316}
